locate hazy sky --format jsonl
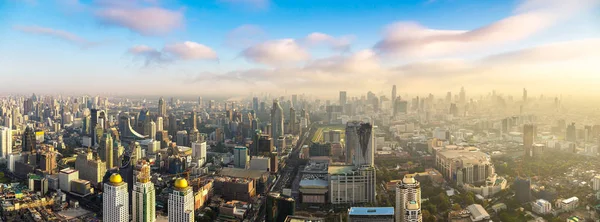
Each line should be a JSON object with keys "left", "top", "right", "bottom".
{"left": 0, "top": 0, "right": 599, "bottom": 97}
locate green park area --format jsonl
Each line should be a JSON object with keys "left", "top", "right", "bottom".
{"left": 311, "top": 125, "right": 345, "bottom": 143}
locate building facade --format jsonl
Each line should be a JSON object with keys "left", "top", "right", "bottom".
{"left": 396, "top": 174, "right": 422, "bottom": 222}
{"left": 168, "top": 178, "right": 194, "bottom": 222}
{"left": 103, "top": 173, "right": 129, "bottom": 222}
{"left": 132, "top": 162, "right": 156, "bottom": 222}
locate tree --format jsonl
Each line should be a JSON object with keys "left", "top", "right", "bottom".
{"left": 422, "top": 210, "right": 436, "bottom": 222}
{"left": 452, "top": 203, "right": 462, "bottom": 211}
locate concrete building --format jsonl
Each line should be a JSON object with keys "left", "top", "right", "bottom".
{"left": 523, "top": 124, "right": 536, "bottom": 158}
{"left": 329, "top": 165, "right": 376, "bottom": 204}
{"left": 435, "top": 147, "right": 494, "bottom": 185}
{"left": 593, "top": 175, "right": 600, "bottom": 191}
{"left": 348, "top": 207, "right": 394, "bottom": 222}
{"left": 532, "top": 199, "right": 552, "bottom": 215}
{"left": 234, "top": 146, "right": 249, "bottom": 169}
{"left": 75, "top": 149, "right": 106, "bottom": 187}
{"left": 132, "top": 162, "right": 155, "bottom": 222}
{"left": 103, "top": 173, "right": 129, "bottom": 222}
{"left": 466, "top": 204, "right": 490, "bottom": 222}
{"left": 396, "top": 174, "right": 422, "bottom": 222}
{"left": 58, "top": 168, "right": 79, "bottom": 192}
{"left": 557, "top": 197, "right": 578, "bottom": 211}
{"left": 192, "top": 141, "right": 207, "bottom": 166}
{"left": 213, "top": 176, "right": 256, "bottom": 202}
{"left": 249, "top": 156, "right": 270, "bottom": 171}
{"left": 0, "top": 127, "right": 12, "bottom": 159}
{"left": 168, "top": 178, "right": 194, "bottom": 222}
{"left": 71, "top": 179, "right": 93, "bottom": 196}
{"left": 271, "top": 100, "right": 284, "bottom": 142}
{"left": 345, "top": 121, "right": 374, "bottom": 167}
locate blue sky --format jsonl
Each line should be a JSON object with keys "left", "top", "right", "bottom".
{"left": 0, "top": 0, "right": 599, "bottom": 97}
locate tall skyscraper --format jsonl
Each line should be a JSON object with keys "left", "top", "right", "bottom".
{"left": 234, "top": 146, "right": 249, "bottom": 169}
{"left": 252, "top": 97, "right": 259, "bottom": 112}
{"left": 392, "top": 85, "right": 397, "bottom": 106}
{"left": 270, "top": 99, "right": 284, "bottom": 141}
{"left": 0, "top": 127, "right": 12, "bottom": 158}
{"left": 158, "top": 97, "right": 167, "bottom": 117}
{"left": 156, "top": 117, "right": 164, "bottom": 132}
{"left": 345, "top": 121, "right": 374, "bottom": 167}
{"left": 144, "top": 120, "right": 156, "bottom": 140}
{"left": 100, "top": 133, "right": 114, "bottom": 169}
{"left": 289, "top": 107, "right": 297, "bottom": 135}
{"left": 523, "top": 124, "right": 536, "bottom": 158}
{"left": 566, "top": 123, "right": 577, "bottom": 142}
{"left": 104, "top": 173, "right": 129, "bottom": 222}
{"left": 90, "top": 109, "right": 106, "bottom": 146}
{"left": 523, "top": 88, "right": 528, "bottom": 102}
{"left": 168, "top": 178, "right": 194, "bottom": 222}
{"left": 339, "top": 91, "right": 347, "bottom": 106}
{"left": 132, "top": 161, "right": 156, "bottom": 222}
{"left": 396, "top": 174, "right": 422, "bottom": 222}
{"left": 460, "top": 86, "right": 466, "bottom": 104}
{"left": 75, "top": 149, "right": 106, "bottom": 186}
{"left": 22, "top": 125, "right": 36, "bottom": 152}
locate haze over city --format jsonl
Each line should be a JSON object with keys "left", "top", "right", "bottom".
{"left": 1, "top": 0, "right": 599, "bottom": 96}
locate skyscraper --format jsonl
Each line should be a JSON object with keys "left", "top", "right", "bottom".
{"left": 100, "top": 133, "right": 114, "bottom": 169}
{"left": 168, "top": 178, "right": 194, "bottom": 222}
{"left": 566, "top": 123, "right": 577, "bottom": 142}
{"left": 523, "top": 124, "right": 536, "bottom": 158}
{"left": 289, "top": 107, "right": 297, "bottom": 135}
{"left": 339, "top": 91, "right": 347, "bottom": 106}
{"left": 144, "top": 120, "right": 156, "bottom": 140}
{"left": 158, "top": 97, "right": 167, "bottom": 117}
{"left": 523, "top": 88, "right": 528, "bottom": 102}
{"left": 0, "top": 127, "right": 12, "bottom": 158}
{"left": 345, "top": 121, "right": 374, "bottom": 167}
{"left": 103, "top": 173, "right": 129, "bottom": 222}
{"left": 252, "top": 97, "right": 259, "bottom": 112}
{"left": 270, "top": 99, "right": 284, "bottom": 141}
{"left": 460, "top": 86, "right": 466, "bottom": 104}
{"left": 22, "top": 125, "right": 36, "bottom": 152}
{"left": 396, "top": 174, "right": 422, "bottom": 222}
{"left": 234, "top": 146, "right": 249, "bottom": 169}
{"left": 132, "top": 161, "right": 156, "bottom": 222}
{"left": 392, "top": 85, "right": 397, "bottom": 106}
{"left": 90, "top": 109, "right": 106, "bottom": 146}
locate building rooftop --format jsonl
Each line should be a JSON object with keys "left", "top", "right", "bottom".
{"left": 437, "top": 147, "right": 491, "bottom": 165}
{"left": 348, "top": 207, "right": 394, "bottom": 216}
{"left": 59, "top": 168, "right": 78, "bottom": 174}
{"left": 219, "top": 167, "right": 268, "bottom": 180}
{"left": 299, "top": 179, "right": 328, "bottom": 188}
{"left": 562, "top": 197, "right": 579, "bottom": 204}
{"left": 328, "top": 165, "right": 355, "bottom": 175}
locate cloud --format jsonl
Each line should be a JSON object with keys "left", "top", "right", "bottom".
{"left": 219, "top": 0, "right": 269, "bottom": 9}
{"left": 303, "top": 32, "right": 354, "bottom": 52}
{"left": 163, "top": 41, "right": 218, "bottom": 60}
{"left": 128, "top": 41, "right": 218, "bottom": 66}
{"left": 225, "top": 24, "right": 267, "bottom": 48}
{"left": 375, "top": 0, "right": 600, "bottom": 58}
{"left": 13, "top": 25, "right": 100, "bottom": 48}
{"left": 305, "top": 49, "right": 381, "bottom": 74}
{"left": 94, "top": 1, "right": 184, "bottom": 36}
{"left": 241, "top": 39, "right": 309, "bottom": 66}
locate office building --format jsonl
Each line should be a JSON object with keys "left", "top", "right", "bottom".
{"left": 345, "top": 121, "right": 374, "bottom": 167}
{"left": 0, "top": 126, "right": 12, "bottom": 158}
{"left": 514, "top": 177, "right": 532, "bottom": 203}
{"left": 329, "top": 165, "right": 376, "bottom": 204}
{"left": 168, "top": 178, "right": 194, "bottom": 222}
{"left": 523, "top": 124, "right": 535, "bottom": 158}
{"left": 90, "top": 109, "right": 106, "bottom": 146}
{"left": 22, "top": 125, "right": 36, "bottom": 152}
{"left": 28, "top": 174, "right": 48, "bottom": 195}
{"left": 104, "top": 173, "right": 129, "bottom": 222}
{"left": 339, "top": 91, "right": 347, "bottom": 107}
{"left": 391, "top": 85, "right": 397, "bottom": 106}
{"left": 144, "top": 120, "right": 156, "bottom": 140}
{"left": 192, "top": 141, "right": 207, "bottom": 166}
{"left": 566, "top": 123, "right": 577, "bottom": 142}
{"left": 58, "top": 168, "right": 79, "bottom": 192}
{"left": 270, "top": 100, "right": 284, "bottom": 141}
{"left": 158, "top": 97, "right": 167, "bottom": 117}
{"left": 75, "top": 149, "right": 106, "bottom": 186}
{"left": 396, "top": 174, "right": 422, "bottom": 222}
{"left": 249, "top": 156, "right": 270, "bottom": 171}
{"left": 132, "top": 162, "right": 156, "bottom": 222}
{"left": 435, "top": 147, "right": 494, "bottom": 185}
{"left": 348, "top": 207, "right": 394, "bottom": 222}
{"left": 234, "top": 146, "right": 249, "bottom": 169}
{"left": 213, "top": 176, "right": 256, "bottom": 202}
{"left": 99, "top": 133, "right": 114, "bottom": 169}
{"left": 532, "top": 199, "right": 552, "bottom": 215}
{"left": 266, "top": 192, "right": 295, "bottom": 222}
{"left": 558, "top": 197, "right": 579, "bottom": 211}
{"left": 176, "top": 130, "right": 188, "bottom": 146}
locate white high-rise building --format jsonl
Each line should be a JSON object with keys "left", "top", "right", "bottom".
{"left": 132, "top": 162, "right": 156, "bottom": 222}
{"left": 192, "top": 141, "right": 207, "bottom": 166}
{"left": 593, "top": 175, "right": 600, "bottom": 191}
{"left": 156, "top": 117, "right": 164, "bottom": 132}
{"left": 168, "top": 178, "right": 194, "bottom": 222}
{"left": 345, "top": 121, "right": 374, "bottom": 167}
{"left": 0, "top": 127, "right": 12, "bottom": 158}
{"left": 103, "top": 173, "right": 129, "bottom": 222}
{"left": 396, "top": 174, "right": 422, "bottom": 222}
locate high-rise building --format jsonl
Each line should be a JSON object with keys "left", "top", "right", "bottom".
{"left": 252, "top": 97, "right": 259, "bottom": 112}
{"left": 156, "top": 117, "right": 164, "bottom": 132}
{"left": 90, "top": 109, "right": 106, "bottom": 146}
{"left": 593, "top": 175, "right": 600, "bottom": 191}
{"left": 234, "top": 146, "right": 249, "bottom": 169}
{"left": 348, "top": 207, "right": 394, "bottom": 222}
{"left": 158, "top": 97, "right": 167, "bottom": 117}
{"left": 329, "top": 165, "right": 376, "bottom": 204}
{"left": 104, "top": 173, "right": 129, "bottom": 222}
{"left": 339, "top": 91, "right": 347, "bottom": 107}
{"left": 345, "top": 121, "right": 374, "bottom": 167}
{"left": 459, "top": 86, "right": 466, "bottom": 104}
{"left": 289, "top": 107, "right": 297, "bottom": 135}
{"left": 100, "top": 133, "right": 114, "bottom": 169}
{"left": 515, "top": 177, "right": 532, "bottom": 203}
{"left": 144, "top": 120, "right": 156, "bottom": 140}
{"left": 75, "top": 149, "right": 106, "bottom": 187}
{"left": 132, "top": 161, "right": 156, "bottom": 222}
{"left": 271, "top": 100, "right": 284, "bottom": 140}
{"left": 266, "top": 192, "right": 295, "bottom": 222}
{"left": 566, "top": 123, "right": 577, "bottom": 142}
{"left": 168, "top": 178, "right": 194, "bottom": 222}
{"left": 0, "top": 127, "right": 12, "bottom": 158}
{"left": 523, "top": 124, "right": 536, "bottom": 158}
{"left": 22, "top": 125, "right": 36, "bottom": 152}
{"left": 396, "top": 174, "right": 422, "bottom": 222}
{"left": 523, "top": 88, "right": 528, "bottom": 102}
{"left": 391, "top": 85, "right": 397, "bottom": 107}
{"left": 192, "top": 142, "right": 207, "bottom": 166}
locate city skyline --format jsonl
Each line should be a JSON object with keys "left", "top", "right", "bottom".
{"left": 1, "top": 0, "right": 599, "bottom": 96}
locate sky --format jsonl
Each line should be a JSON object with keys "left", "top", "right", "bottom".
{"left": 0, "top": 0, "right": 599, "bottom": 98}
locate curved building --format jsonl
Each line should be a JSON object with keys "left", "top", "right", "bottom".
{"left": 118, "top": 113, "right": 147, "bottom": 143}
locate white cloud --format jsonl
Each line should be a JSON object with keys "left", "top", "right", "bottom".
{"left": 241, "top": 39, "right": 309, "bottom": 66}
{"left": 94, "top": 1, "right": 184, "bottom": 36}
{"left": 163, "top": 41, "right": 218, "bottom": 60}
{"left": 303, "top": 32, "right": 353, "bottom": 52}
{"left": 128, "top": 41, "right": 218, "bottom": 66}
{"left": 13, "top": 25, "right": 100, "bottom": 48}
{"left": 375, "top": 0, "right": 600, "bottom": 58}
{"left": 305, "top": 49, "right": 381, "bottom": 74}
{"left": 225, "top": 24, "right": 267, "bottom": 48}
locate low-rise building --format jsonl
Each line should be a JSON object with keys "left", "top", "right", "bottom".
{"left": 532, "top": 199, "right": 552, "bottom": 215}
{"left": 466, "top": 204, "right": 490, "bottom": 222}
{"left": 557, "top": 197, "right": 579, "bottom": 212}
{"left": 347, "top": 207, "right": 394, "bottom": 222}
